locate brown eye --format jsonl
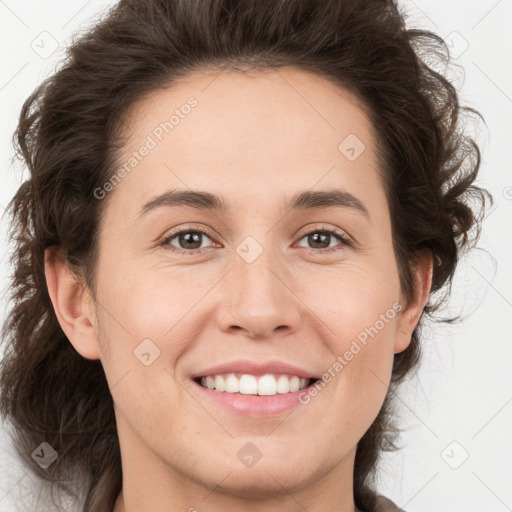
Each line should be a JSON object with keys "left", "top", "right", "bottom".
{"left": 296, "top": 228, "right": 350, "bottom": 253}
{"left": 161, "top": 228, "right": 218, "bottom": 254}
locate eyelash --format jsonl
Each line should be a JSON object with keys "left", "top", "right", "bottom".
{"left": 160, "top": 225, "right": 351, "bottom": 256}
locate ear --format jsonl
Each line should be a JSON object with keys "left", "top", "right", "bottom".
{"left": 44, "top": 247, "right": 101, "bottom": 360}
{"left": 394, "top": 250, "right": 433, "bottom": 354}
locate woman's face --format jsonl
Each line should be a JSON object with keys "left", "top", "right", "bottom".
{"left": 55, "top": 68, "right": 428, "bottom": 508}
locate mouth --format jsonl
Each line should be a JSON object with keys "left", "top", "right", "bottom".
{"left": 191, "top": 373, "right": 321, "bottom": 416}
{"left": 189, "top": 360, "right": 322, "bottom": 416}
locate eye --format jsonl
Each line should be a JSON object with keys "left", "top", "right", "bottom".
{"left": 295, "top": 226, "right": 350, "bottom": 254}
{"left": 160, "top": 225, "right": 351, "bottom": 255}
{"left": 161, "top": 227, "right": 219, "bottom": 255}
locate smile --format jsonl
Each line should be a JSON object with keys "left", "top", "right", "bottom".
{"left": 192, "top": 373, "right": 321, "bottom": 417}
{"left": 196, "top": 372, "right": 316, "bottom": 395}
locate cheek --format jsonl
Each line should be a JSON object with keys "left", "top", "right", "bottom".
{"left": 297, "top": 257, "right": 401, "bottom": 337}
{"left": 310, "top": 264, "right": 400, "bottom": 415}
{"left": 325, "top": 317, "right": 397, "bottom": 437}
{"left": 331, "top": 284, "right": 399, "bottom": 391}
{"left": 93, "top": 267, "right": 188, "bottom": 432}
{"left": 97, "top": 256, "right": 211, "bottom": 337}
{"left": 93, "top": 259, "right": 222, "bottom": 409}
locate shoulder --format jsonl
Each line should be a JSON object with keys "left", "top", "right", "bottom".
{"left": 374, "top": 494, "right": 406, "bottom": 512}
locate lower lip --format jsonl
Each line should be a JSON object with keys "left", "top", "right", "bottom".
{"left": 192, "top": 380, "right": 315, "bottom": 417}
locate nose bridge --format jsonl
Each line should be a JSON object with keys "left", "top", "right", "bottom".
{"left": 218, "top": 233, "right": 301, "bottom": 339}
{"left": 237, "top": 237, "right": 282, "bottom": 304}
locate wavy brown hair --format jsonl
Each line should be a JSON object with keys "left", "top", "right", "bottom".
{"left": 0, "top": 0, "right": 492, "bottom": 511}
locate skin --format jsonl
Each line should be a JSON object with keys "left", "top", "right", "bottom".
{"left": 45, "top": 67, "right": 432, "bottom": 512}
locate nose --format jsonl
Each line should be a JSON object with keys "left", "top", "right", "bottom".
{"left": 216, "top": 250, "right": 302, "bottom": 340}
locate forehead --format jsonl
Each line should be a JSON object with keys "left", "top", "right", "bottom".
{"left": 123, "top": 66, "right": 376, "bottom": 150}
{"left": 107, "top": 67, "right": 383, "bottom": 217}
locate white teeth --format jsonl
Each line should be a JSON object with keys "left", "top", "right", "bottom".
{"left": 199, "top": 373, "right": 311, "bottom": 395}
{"left": 239, "top": 374, "right": 258, "bottom": 394}
{"left": 258, "top": 374, "right": 277, "bottom": 395}
{"left": 289, "top": 376, "right": 300, "bottom": 392}
{"left": 214, "top": 375, "right": 225, "bottom": 391}
{"left": 276, "top": 375, "right": 290, "bottom": 393}
{"left": 225, "top": 374, "right": 239, "bottom": 393}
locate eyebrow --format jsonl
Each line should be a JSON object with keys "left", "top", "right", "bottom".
{"left": 137, "top": 188, "right": 369, "bottom": 219}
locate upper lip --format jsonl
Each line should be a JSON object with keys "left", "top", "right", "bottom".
{"left": 190, "top": 360, "right": 320, "bottom": 380}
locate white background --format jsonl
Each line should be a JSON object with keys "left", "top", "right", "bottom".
{"left": 0, "top": 1, "right": 511, "bottom": 511}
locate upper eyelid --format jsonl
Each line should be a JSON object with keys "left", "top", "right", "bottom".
{"left": 296, "top": 223, "right": 349, "bottom": 239}
{"left": 162, "top": 224, "right": 217, "bottom": 243}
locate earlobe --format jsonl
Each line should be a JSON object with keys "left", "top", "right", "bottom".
{"left": 394, "top": 251, "right": 433, "bottom": 354}
{"left": 44, "top": 247, "right": 101, "bottom": 360}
